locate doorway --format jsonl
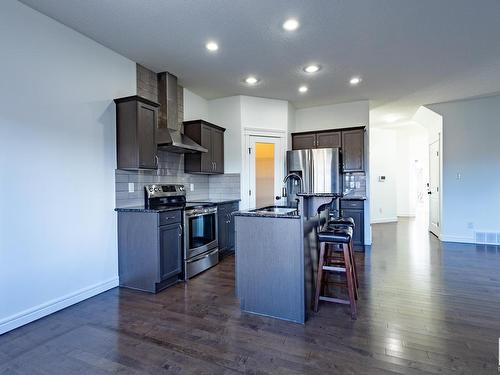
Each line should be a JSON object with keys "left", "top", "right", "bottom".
{"left": 245, "top": 133, "right": 285, "bottom": 209}
{"left": 428, "top": 137, "right": 440, "bottom": 237}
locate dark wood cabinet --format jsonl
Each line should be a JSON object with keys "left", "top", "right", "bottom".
{"left": 211, "top": 128, "right": 225, "bottom": 173}
{"left": 117, "top": 209, "right": 183, "bottom": 293}
{"left": 292, "top": 133, "right": 316, "bottom": 150}
{"left": 316, "top": 131, "right": 341, "bottom": 148}
{"left": 342, "top": 128, "right": 364, "bottom": 172}
{"left": 217, "top": 201, "right": 239, "bottom": 257}
{"left": 184, "top": 120, "right": 225, "bottom": 174}
{"left": 115, "top": 96, "right": 159, "bottom": 170}
{"left": 291, "top": 126, "right": 365, "bottom": 172}
{"left": 340, "top": 199, "right": 365, "bottom": 249}
{"left": 159, "top": 223, "right": 182, "bottom": 281}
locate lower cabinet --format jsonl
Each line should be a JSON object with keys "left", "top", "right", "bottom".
{"left": 217, "top": 202, "right": 239, "bottom": 257}
{"left": 340, "top": 199, "right": 365, "bottom": 249}
{"left": 159, "top": 223, "right": 183, "bottom": 281}
{"left": 117, "top": 210, "right": 183, "bottom": 293}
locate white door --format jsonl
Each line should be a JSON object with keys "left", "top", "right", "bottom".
{"left": 248, "top": 136, "right": 283, "bottom": 209}
{"left": 428, "top": 139, "right": 440, "bottom": 237}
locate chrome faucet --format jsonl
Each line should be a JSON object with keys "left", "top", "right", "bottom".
{"left": 282, "top": 173, "right": 304, "bottom": 197}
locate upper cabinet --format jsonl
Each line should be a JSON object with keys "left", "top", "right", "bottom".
{"left": 184, "top": 120, "right": 225, "bottom": 174}
{"left": 291, "top": 126, "right": 365, "bottom": 172}
{"left": 115, "top": 96, "right": 159, "bottom": 170}
{"left": 316, "top": 131, "right": 342, "bottom": 149}
{"left": 341, "top": 128, "right": 364, "bottom": 172}
{"left": 291, "top": 133, "right": 316, "bottom": 150}
{"left": 291, "top": 131, "right": 342, "bottom": 150}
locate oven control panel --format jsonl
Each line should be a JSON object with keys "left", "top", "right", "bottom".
{"left": 145, "top": 184, "right": 185, "bottom": 198}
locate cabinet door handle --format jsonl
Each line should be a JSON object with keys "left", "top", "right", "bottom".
{"left": 178, "top": 224, "right": 182, "bottom": 237}
{"left": 154, "top": 155, "right": 159, "bottom": 168}
{"left": 214, "top": 161, "right": 217, "bottom": 171}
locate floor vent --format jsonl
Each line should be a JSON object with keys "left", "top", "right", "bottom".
{"left": 474, "top": 231, "right": 500, "bottom": 245}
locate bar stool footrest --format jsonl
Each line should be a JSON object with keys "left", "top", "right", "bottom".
{"left": 322, "top": 265, "right": 346, "bottom": 272}
{"left": 319, "top": 296, "right": 350, "bottom": 305}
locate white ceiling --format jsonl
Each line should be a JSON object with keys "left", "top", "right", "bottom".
{"left": 20, "top": 0, "right": 500, "bottom": 123}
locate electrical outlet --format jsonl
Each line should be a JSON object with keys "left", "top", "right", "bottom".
{"left": 190, "top": 183, "right": 194, "bottom": 191}
{"left": 356, "top": 181, "right": 361, "bottom": 188}
{"left": 379, "top": 208, "right": 382, "bottom": 213}
{"left": 128, "top": 183, "right": 134, "bottom": 193}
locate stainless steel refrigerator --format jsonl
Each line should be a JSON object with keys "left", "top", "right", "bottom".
{"left": 285, "top": 148, "right": 341, "bottom": 204}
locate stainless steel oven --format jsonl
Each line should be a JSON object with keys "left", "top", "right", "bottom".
{"left": 184, "top": 205, "right": 218, "bottom": 279}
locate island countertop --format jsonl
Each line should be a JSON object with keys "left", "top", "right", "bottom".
{"left": 233, "top": 206, "right": 300, "bottom": 219}
{"left": 296, "top": 192, "right": 343, "bottom": 198}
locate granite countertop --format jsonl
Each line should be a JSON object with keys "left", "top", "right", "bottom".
{"left": 341, "top": 195, "right": 367, "bottom": 200}
{"left": 296, "top": 192, "right": 343, "bottom": 198}
{"left": 114, "top": 205, "right": 184, "bottom": 213}
{"left": 188, "top": 199, "right": 241, "bottom": 204}
{"left": 233, "top": 207, "right": 300, "bottom": 219}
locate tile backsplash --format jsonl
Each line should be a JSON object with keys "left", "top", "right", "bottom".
{"left": 343, "top": 172, "right": 366, "bottom": 197}
{"left": 208, "top": 174, "right": 241, "bottom": 200}
{"left": 115, "top": 151, "right": 240, "bottom": 207}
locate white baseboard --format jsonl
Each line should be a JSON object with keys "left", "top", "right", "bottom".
{"left": 440, "top": 234, "right": 475, "bottom": 244}
{"left": 0, "top": 277, "right": 118, "bottom": 335}
{"left": 397, "top": 213, "right": 416, "bottom": 218}
{"left": 371, "top": 217, "right": 398, "bottom": 224}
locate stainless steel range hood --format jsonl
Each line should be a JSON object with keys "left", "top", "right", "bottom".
{"left": 156, "top": 72, "right": 208, "bottom": 154}
{"left": 161, "top": 129, "right": 208, "bottom": 153}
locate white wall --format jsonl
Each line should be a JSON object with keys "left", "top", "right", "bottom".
{"left": 207, "top": 96, "right": 242, "bottom": 174}
{"left": 370, "top": 129, "right": 398, "bottom": 223}
{"left": 0, "top": 0, "right": 136, "bottom": 334}
{"left": 183, "top": 88, "right": 208, "bottom": 121}
{"left": 240, "top": 96, "right": 289, "bottom": 131}
{"left": 428, "top": 95, "right": 500, "bottom": 243}
{"left": 370, "top": 124, "right": 429, "bottom": 223}
{"left": 295, "top": 100, "right": 369, "bottom": 132}
{"left": 413, "top": 106, "right": 442, "bottom": 143}
{"left": 395, "top": 125, "right": 429, "bottom": 217}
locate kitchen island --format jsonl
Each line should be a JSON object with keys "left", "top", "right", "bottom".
{"left": 234, "top": 194, "right": 340, "bottom": 324}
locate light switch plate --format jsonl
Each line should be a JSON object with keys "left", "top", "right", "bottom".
{"left": 128, "top": 183, "right": 134, "bottom": 193}
{"left": 190, "top": 183, "right": 194, "bottom": 191}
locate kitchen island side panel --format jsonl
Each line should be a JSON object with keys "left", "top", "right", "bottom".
{"left": 235, "top": 215, "right": 305, "bottom": 323}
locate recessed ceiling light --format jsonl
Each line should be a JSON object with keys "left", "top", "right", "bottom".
{"left": 245, "top": 76, "right": 259, "bottom": 85}
{"left": 283, "top": 18, "right": 299, "bottom": 31}
{"left": 350, "top": 76, "right": 362, "bottom": 85}
{"left": 205, "top": 41, "right": 218, "bottom": 52}
{"left": 298, "top": 86, "right": 308, "bottom": 93}
{"left": 304, "top": 64, "right": 320, "bottom": 73}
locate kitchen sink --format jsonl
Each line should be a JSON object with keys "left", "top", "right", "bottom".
{"left": 251, "top": 206, "right": 298, "bottom": 215}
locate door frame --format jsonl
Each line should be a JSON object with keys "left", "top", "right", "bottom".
{"left": 428, "top": 135, "right": 441, "bottom": 238}
{"left": 242, "top": 128, "right": 286, "bottom": 210}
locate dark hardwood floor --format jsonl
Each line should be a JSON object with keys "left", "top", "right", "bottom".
{"left": 1, "top": 218, "right": 500, "bottom": 374}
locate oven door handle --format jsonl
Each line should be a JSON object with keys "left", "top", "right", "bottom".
{"left": 186, "top": 248, "right": 218, "bottom": 263}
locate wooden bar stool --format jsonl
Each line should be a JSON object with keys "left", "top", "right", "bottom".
{"left": 314, "top": 227, "right": 357, "bottom": 319}
{"left": 326, "top": 218, "right": 359, "bottom": 290}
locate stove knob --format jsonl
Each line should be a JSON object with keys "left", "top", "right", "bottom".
{"left": 149, "top": 188, "right": 153, "bottom": 192}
